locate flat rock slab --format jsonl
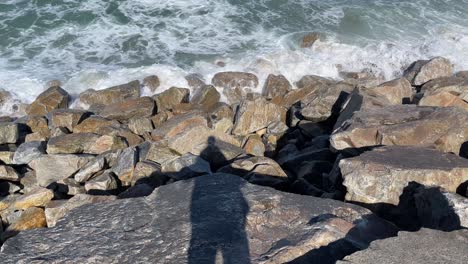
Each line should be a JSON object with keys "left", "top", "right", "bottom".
{"left": 331, "top": 105, "right": 468, "bottom": 154}
{"left": 0, "top": 174, "right": 397, "bottom": 264}
{"left": 338, "top": 228, "right": 468, "bottom": 264}
{"left": 340, "top": 146, "right": 468, "bottom": 205}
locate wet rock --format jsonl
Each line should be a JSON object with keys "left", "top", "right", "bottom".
{"left": 30, "top": 154, "right": 94, "bottom": 187}
{"left": 331, "top": 105, "right": 468, "bottom": 154}
{"left": 232, "top": 97, "right": 284, "bottom": 135}
{"left": 100, "top": 96, "right": 156, "bottom": 122}
{"left": 142, "top": 75, "right": 160, "bottom": 92}
{"left": 11, "top": 187, "right": 54, "bottom": 210}
{"left": 27, "top": 86, "right": 69, "bottom": 116}
{"left": 338, "top": 228, "right": 468, "bottom": 264}
{"left": 0, "top": 174, "right": 397, "bottom": 263}
{"left": 212, "top": 72, "right": 259, "bottom": 104}
{"left": 84, "top": 171, "right": 118, "bottom": 194}
{"left": 73, "top": 116, "right": 120, "bottom": 133}
{"left": 12, "top": 141, "right": 47, "bottom": 164}
{"left": 47, "top": 109, "right": 90, "bottom": 132}
{"left": 300, "top": 32, "right": 322, "bottom": 48}
{"left": 79, "top": 81, "right": 140, "bottom": 107}
{"left": 153, "top": 87, "right": 190, "bottom": 111}
{"left": 262, "top": 74, "right": 292, "bottom": 99}
{"left": 0, "top": 166, "right": 19, "bottom": 181}
{"left": 191, "top": 85, "right": 220, "bottom": 110}
{"left": 340, "top": 146, "right": 468, "bottom": 205}
{"left": 403, "top": 57, "right": 453, "bottom": 86}
{"left": 185, "top": 73, "right": 206, "bottom": 90}
{"left": 45, "top": 194, "right": 116, "bottom": 227}
{"left": 0, "top": 122, "right": 19, "bottom": 144}
{"left": 2, "top": 207, "right": 47, "bottom": 241}
{"left": 162, "top": 153, "right": 211, "bottom": 180}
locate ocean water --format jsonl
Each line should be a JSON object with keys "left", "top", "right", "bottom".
{"left": 1, "top": 0, "right": 468, "bottom": 114}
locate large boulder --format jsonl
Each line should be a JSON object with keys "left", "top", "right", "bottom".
{"left": 73, "top": 116, "right": 120, "bottom": 134}
{"left": 212, "top": 72, "right": 259, "bottom": 104}
{"left": 12, "top": 141, "right": 47, "bottom": 165}
{"left": 403, "top": 57, "right": 453, "bottom": 86}
{"left": 79, "top": 81, "right": 140, "bottom": 108}
{"left": 339, "top": 146, "right": 468, "bottom": 205}
{"left": 152, "top": 87, "right": 190, "bottom": 111}
{"left": 0, "top": 174, "right": 397, "bottom": 263}
{"left": 100, "top": 97, "right": 156, "bottom": 122}
{"left": 232, "top": 97, "right": 285, "bottom": 135}
{"left": 418, "top": 76, "right": 468, "bottom": 109}
{"left": 262, "top": 74, "right": 291, "bottom": 99}
{"left": 190, "top": 85, "right": 220, "bottom": 110}
{"left": 367, "top": 78, "right": 413, "bottom": 104}
{"left": 27, "top": 86, "right": 69, "bottom": 116}
{"left": 338, "top": 229, "right": 468, "bottom": 264}
{"left": 331, "top": 105, "right": 468, "bottom": 154}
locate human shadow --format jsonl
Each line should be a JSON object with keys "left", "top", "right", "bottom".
{"left": 187, "top": 136, "right": 251, "bottom": 264}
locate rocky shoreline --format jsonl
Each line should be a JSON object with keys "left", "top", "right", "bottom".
{"left": 0, "top": 56, "right": 467, "bottom": 263}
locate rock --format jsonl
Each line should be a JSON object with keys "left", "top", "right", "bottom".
{"left": 117, "top": 183, "right": 154, "bottom": 199}
{"left": 150, "top": 112, "right": 207, "bottom": 141}
{"left": 212, "top": 72, "right": 259, "bottom": 104}
{"left": 300, "top": 32, "right": 321, "bottom": 48}
{"left": 79, "top": 80, "right": 140, "bottom": 107}
{"left": 162, "top": 153, "right": 211, "bottom": 181}
{"left": 218, "top": 157, "right": 288, "bottom": 188}
{"left": 368, "top": 78, "right": 413, "bottom": 104}
{"left": 130, "top": 161, "right": 165, "bottom": 187}
{"left": 278, "top": 148, "right": 336, "bottom": 173}
{"left": 185, "top": 74, "right": 206, "bottom": 90}
{"left": 403, "top": 57, "right": 453, "bottom": 86}
{"left": 95, "top": 126, "right": 143, "bottom": 147}
{"left": 232, "top": 97, "right": 284, "bottom": 135}
{"left": 0, "top": 182, "right": 20, "bottom": 196}
{"left": 100, "top": 97, "right": 156, "bottom": 122}
{"left": 56, "top": 178, "right": 86, "bottom": 196}
{"left": 128, "top": 117, "right": 153, "bottom": 135}
{"left": 0, "top": 166, "right": 19, "bottom": 181}
{"left": 331, "top": 105, "right": 468, "bottom": 154}
{"left": 30, "top": 154, "right": 94, "bottom": 187}
{"left": 273, "top": 75, "right": 332, "bottom": 108}
{"left": 89, "top": 135, "right": 128, "bottom": 154}
{"left": 17, "top": 115, "right": 49, "bottom": 134}
{"left": 190, "top": 138, "right": 245, "bottom": 168}
{"left": 12, "top": 141, "right": 47, "bottom": 164}
{"left": 142, "top": 75, "right": 160, "bottom": 92}
{"left": 45, "top": 194, "right": 116, "bottom": 227}
{"left": 25, "top": 132, "right": 48, "bottom": 142}
{"left": 20, "top": 171, "right": 37, "bottom": 194}
{"left": 112, "top": 147, "right": 138, "bottom": 184}
{"left": 150, "top": 111, "right": 169, "bottom": 127}
{"left": 242, "top": 134, "right": 265, "bottom": 156}
{"left": 11, "top": 187, "right": 54, "bottom": 210}
{"left": 418, "top": 76, "right": 468, "bottom": 109}
{"left": 139, "top": 141, "right": 180, "bottom": 165}
{"left": 84, "top": 171, "right": 118, "bottom": 194}
{"left": 191, "top": 85, "right": 220, "bottom": 110}
{"left": 2, "top": 207, "right": 47, "bottom": 241}
{"left": 0, "top": 174, "right": 398, "bottom": 263}
{"left": 46, "top": 133, "right": 99, "bottom": 154}
{"left": 0, "top": 122, "right": 19, "bottom": 144}
{"left": 74, "top": 157, "right": 106, "bottom": 183}
{"left": 46, "top": 80, "right": 62, "bottom": 88}
{"left": 339, "top": 146, "right": 468, "bottom": 205}
{"left": 153, "top": 87, "right": 190, "bottom": 111}
{"left": 73, "top": 116, "right": 120, "bottom": 133}
{"left": 27, "top": 86, "right": 69, "bottom": 116}
{"left": 50, "top": 126, "right": 69, "bottom": 137}
{"left": 47, "top": 109, "right": 90, "bottom": 132}
{"left": 338, "top": 228, "right": 468, "bottom": 264}
{"left": 262, "top": 74, "right": 292, "bottom": 99}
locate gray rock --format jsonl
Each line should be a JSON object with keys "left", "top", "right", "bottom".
{"left": 0, "top": 165, "right": 20, "bottom": 181}
{"left": 84, "top": 171, "right": 118, "bottom": 193}
{"left": 12, "top": 141, "right": 47, "bottom": 165}
{"left": 0, "top": 174, "right": 398, "bottom": 263}
{"left": 74, "top": 157, "right": 106, "bottom": 183}
{"left": 112, "top": 147, "right": 138, "bottom": 185}
{"left": 0, "top": 123, "right": 19, "bottom": 144}
{"left": 162, "top": 153, "right": 211, "bottom": 180}
{"left": 338, "top": 228, "right": 468, "bottom": 264}
{"left": 47, "top": 109, "right": 90, "bottom": 132}
{"left": 100, "top": 97, "right": 156, "bottom": 122}
{"left": 403, "top": 57, "right": 453, "bottom": 86}
{"left": 56, "top": 178, "right": 86, "bottom": 196}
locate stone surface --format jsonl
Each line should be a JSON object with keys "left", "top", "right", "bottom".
{"left": 162, "top": 153, "right": 211, "bottom": 181}
{"left": 368, "top": 78, "right": 413, "bottom": 104}
{"left": 0, "top": 174, "right": 397, "bottom": 263}
{"left": 112, "top": 147, "right": 138, "bottom": 184}
{"left": 11, "top": 187, "right": 54, "bottom": 210}
{"left": 27, "top": 86, "right": 69, "bottom": 116}
{"left": 338, "top": 228, "right": 468, "bottom": 264}
{"left": 100, "top": 97, "right": 156, "bottom": 122}
{"left": 2, "top": 207, "right": 47, "bottom": 241}
{"left": 0, "top": 165, "right": 19, "bottom": 181}
{"left": 30, "top": 154, "right": 94, "bottom": 187}
{"left": 130, "top": 160, "right": 165, "bottom": 187}
{"left": 139, "top": 141, "right": 180, "bottom": 165}
{"left": 142, "top": 75, "right": 160, "bottom": 92}
{"left": 47, "top": 109, "right": 90, "bottom": 132}
{"left": 95, "top": 126, "right": 143, "bottom": 147}
{"left": 190, "top": 85, "right": 220, "bottom": 110}
{"left": 0, "top": 182, "right": 20, "bottom": 196}
{"left": 0, "top": 151, "right": 14, "bottom": 164}
{"left": 418, "top": 76, "right": 468, "bottom": 109}
{"left": 243, "top": 134, "right": 265, "bottom": 156}
{"left": 153, "top": 87, "right": 190, "bottom": 111}
{"left": 128, "top": 117, "right": 153, "bottom": 135}
{"left": 12, "top": 141, "right": 47, "bottom": 164}
{"left": 150, "top": 112, "right": 207, "bottom": 141}
{"left": 262, "top": 74, "right": 291, "bottom": 99}
{"left": 0, "top": 122, "right": 19, "bottom": 144}
{"left": 56, "top": 178, "right": 86, "bottom": 196}
{"left": 47, "top": 133, "right": 100, "bottom": 154}
{"left": 212, "top": 72, "right": 259, "bottom": 104}
{"left": 73, "top": 116, "right": 120, "bottom": 133}
{"left": 403, "top": 57, "right": 453, "bottom": 86}
{"left": 84, "top": 171, "right": 118, "bottom": 193}
{"left": 74, "top": 157, "right": 106, "bottom": 183}
{"left": 339, "top": 146, "right": 468, "bottom": 205}
{"left": 331, "top": 105, "right": 468, "bottom": 154}
{"left": 79, "top": 81, "right": 140, "bottom": 107}
{"left": 300, "top": 32, "right": 321, "bottom": 48}
{"left": 232, "top": 97, "right": 284, "bottom": 135}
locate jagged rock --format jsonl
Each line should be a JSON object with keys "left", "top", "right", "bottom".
{"left": 185, "top": 73, "right": 206, "bottom": 90}
{"left": 151, "top": 112, "right": 207, "bottom": 141}
{"left": 27, "top": 86, "right": 69, "bottom": 116}
{"left": 20, "top": 171, "right": 37, "bottom": 194}
{"left": 50, "top": 126, "right": 69, "bottom": 137}
{"left": 243, "top": 134, "right": 265, "bottom": 156}
{"left": 128, "top": 117, "right": 153, "bottom": 135}
{"left": 95, "top": 126, "right": 143, "bottom": 147}
{"left": 418, "top": 76, "right": 468, "bottom": 109}
{"left": 0, "top": 122, "right": 19, "bottom": 144}
{"left": 74, "top": 157, "right": 106, "bottom": 183}
{"left": 403, "top": 57, "right": 453, "bottom": 86}
{"left": 47, "top": 133, "right": 126, "bottom": 155}
{"left": 17, "top": 115, "right": 49, "bottom": 135}
{"left": 338, "top": 229, "right": 468, "bottom": 264}
{"left": 84, "top": 171, "right": 118, "bottom": 193}
{"left": 232, "top": 97, "right": 284, "bottom": 135}
{"left": 212, "top": 72, "right": 259, "bottom": 104}
{"left": 12, "top": 141, "right": 47, "bottom": 164}
{"left": 0, "top": 166, "right": 19, "bottom": 181}
{"left": 90, "top": 135, "right": 128, "bottom": 154}
{"left": 162, "top": 153, "right": 211, "bottom": 180}
{"left": 1, "top": 207, "right": 46, "bottom": 241}
{"left": 139, "top": 141, "right": 180, "bottom": 165}
{"left": 143, "top": 75, "right": 160, "bottom": 92}
{"left": 11, "top": 187, "right": 54, "bottom": 210}
{"left": 47, "top": 109, "right": 90, "bottom": 132}
{"left": 100, "top": 97, "right": 156, "bottom": 122}
{"left": 331, "top": 105, "right": 468, "bottom": 154}
{"left": 79, "top": 81, "right": 140, "bottom": 107}
{"left": 153, "top": 87, "right": 190, "bottom": 111}
{"left": 112, "top": 147, "right": 138, "bottom": 184}
{"left": 130, "top": 161, "right": 165, "bottom": 187}
{"left": 73, "top": 116, "right": 120, "bottom": 133}
{"left": 0, "top": 174, "right": 398, "bottom": 263}
{"left": 273, "top": 75, "right": 331, "bottom": 107}
{"left": 262, "top": 74, "right": 292, "bottom": 99}
{"left": 368, "top": 78, "right": 413, "bottom": 104}
{"left": 190, "top": 85, "right": 220, "bottom": 110}
{"left": 30, "top": 154, "right": 94, "bottom": 187}
{"left": 340, "top": 146, "right": 468, "bottom": 205}
{"left": 56, "top": 178, "right": 86, "bottom": 196}
{"left": 45, "top": 194, "right": 116, "bottom": 227}
{"left": 190, "top": 138, "right": 245, "bottom": 168}
{"left": 151, "top": 111, "right": 169, "bottom": 127}
{"left": 117, "top": 183, "right": 154, "bottom": 199}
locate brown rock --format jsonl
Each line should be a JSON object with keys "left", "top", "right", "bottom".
{"left": 142, "top": 75, "right": 160, "bottom": 92}
{"left": 79, "top": 80, "right": 140, "bottom": 107}
{"left": 152, "top": 87, "right": 190, "bottom": 111}
{"left": 418, "top": 76, "right": 468, "bottom": 109}
{"left": 128, "top": 117, "right": 154, "bottom": 135}
{"left": 300, "top": 32, "right": 321, "bottom": 48}
{"left": 185, "top": 73, "right": 206, "bottom": 90}
{"left": 139, "top": 141, "right": 181, "bottom": 165}
{"left": 84, "top": 171, "right": 118, "bottom": 193}
{"left": 100, "top": 97, "right": 156, "bottom": 122}
{"left": 130, "top": 161, "right": 165, "bottom": 186}
{"left": 95, "top": 126, "right": 143, "bottom": 147}
{"left": 47, "top": 133, "right": 99, "bottom": 154}
{"left": 12, "top": 187, "right": 54, "bottom": 210}
{"left": 0, "top": 151, "right": 14, "bottom": 164}
{"left": 232, "top": 97, "right": 285, "bottom": 135}
{"left": 242, "top": 134, "right": 265, "bottom": 156}
{"left": 151, "top": 112, "right": 207, "bottom": 141}
{"left": 73, "top": 116, "right": 120, "bottom": 133}
{"left": 27, "top": 86, "right": 69, "bottom": 116}
{"left": 368, "top": 78, "right": 413, "bottom": 104}
{"left": 150, "top": 111, "right": 169, "bottom": 128}
{"left": 262, "top": 74, "right": 292, "bottom": 99}
{"left": 2, "top": 207, "right": 46, "bottom": 241}
{"left": 47, "top": 109, "right": 90, "bottom": 132}
{"left": 403, "top": 57, "right": 453, "bottom": 86}
{"left": 212, "top": 72, "right": 259, "bottom": 104}
{"left": 191, "top": 85, "right": 220, "bottom": 110}
{"left": 0, "top": 166, "right": 19, "bottom": 181}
